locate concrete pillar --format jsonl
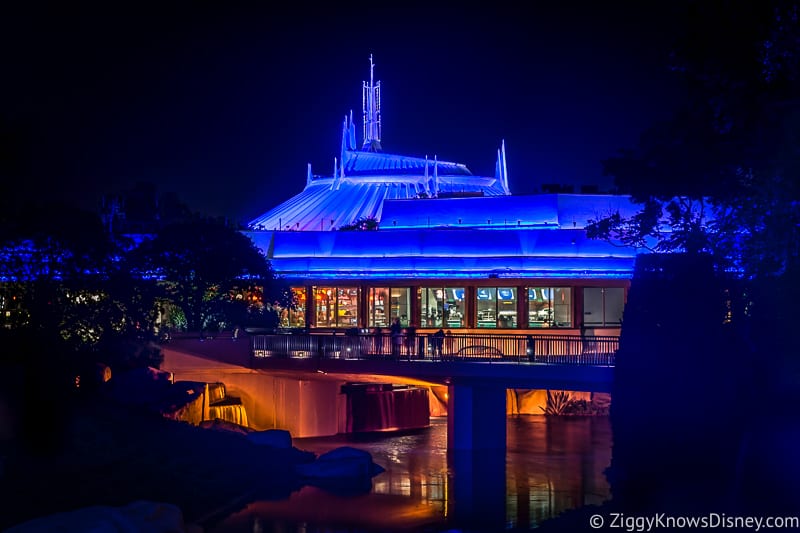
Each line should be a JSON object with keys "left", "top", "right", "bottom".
{"left": 447, "top": 383, "right": 506, "bottom": 450}
{"left": 446, "top": 383, "right": 507, "bottom": 529}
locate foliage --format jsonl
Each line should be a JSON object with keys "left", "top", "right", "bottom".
{"left": 101, "top": 182, "right": 194, "bottom": 234}
{"left": 589, "top": 2, "right": 800, "bottom": 279}
{"left": 0, "top": 202, "right": 288, "bottom": 382}
{"left": 158, "top": 300, "right": 187, "bottom": 331}
{"left": 561, "top": 398, "right": 610, "bottom": 416}
{"left": 608, "top": 252, "right": 746, "bottom": 511}
{"left": 95, "top": 337, "right": 164, "bottom": 372}
{"left": 540, "top": 389, "right": 572, "bottom": 416}
{"left": 128, "top": 216, "right": 288, "bottom": 331}
{"left": 0, "top": 202, "right": 117, "bottom": 283}
{"left": 338, "top": 216, "right": 379, "bottom": 231}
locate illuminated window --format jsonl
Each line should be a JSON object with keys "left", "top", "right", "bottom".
{"left": 314, "top": 286, "right": 360, "bottom": 327}
{"left": 421, "top": 287, "right": 465, "bottom": 328}
{"left": 288, "top": 287, "right": 306, "bottom": 327}
{"left": 369, "top": 287, "right": 410, "bottom": 328}
{"left": 476, "top": 287, "right": 517, "bottom": 328}
{"left": 583, "top": 287, "right": 624, "bottom": 327}
{"left": 528, "top": 287, "right": 572, "bottom": 328}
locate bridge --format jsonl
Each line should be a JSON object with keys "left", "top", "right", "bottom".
{"left": 161, "top": 332, "right": 616, "bottom": 451}
{"left": 251, "top": 331, "right": 615, "bottom": 385}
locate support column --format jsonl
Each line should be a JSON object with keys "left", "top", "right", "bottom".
{"left": 446, "top": 382, "right": 507, "bottom": 530}
{"left": 447, "top": 382, "right": 507, "bottom": 450}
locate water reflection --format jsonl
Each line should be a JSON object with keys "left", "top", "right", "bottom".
{"left": 210, "top": 415, "right": 611, "bottom": 532}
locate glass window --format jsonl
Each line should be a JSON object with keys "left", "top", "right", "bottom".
{"left": 528, "top": 287, "right": 572, "bottom": 328}
{"left": 552, "top": 288, "right": 572, "bottom": 327}
{"left": 476, "top": 287, "right": 517, "bottom": 328}
{"left": 337, "top": 287, "right": 359, "bottom": 327}
{"left": 604, "top": 288, "right": 625, "bottom": 325}
{"left": 279, "top": 287, "right": 306, "bottom": 327}
{"left": 421, "top": 287, "right": 465, "bottom": 328}
{"left": 583, "top": 287, "right": 624, "bottom": 326}
{"left": 369, "top": 287, "right": 411, "bottom": 328}
{"left": 314, "top": 286, "right": 359, "bottom": 327}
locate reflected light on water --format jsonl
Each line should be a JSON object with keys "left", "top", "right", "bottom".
{"left": 209, "top": 415, "right": 611, "bottom": 532}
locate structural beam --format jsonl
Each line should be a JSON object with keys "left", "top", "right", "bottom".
{"left": 447, "top": 382, "right": 507, "bottom": 450}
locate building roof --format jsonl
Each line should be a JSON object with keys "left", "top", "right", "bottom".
{"left": 247, "top": 167, "right": 509, "bottom": 232}
{"left": 244, "top": 58, "right": 647, "bottom": 281}
{"left": 380, "top": 193, "right": 644, "bottom": 230}
{"left": 248, "top": 58, "right": 510, "bottom": 232}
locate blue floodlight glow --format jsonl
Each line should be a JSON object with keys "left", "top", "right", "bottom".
{"left": 242, "top": 58, "right": 652, "bottom": 288}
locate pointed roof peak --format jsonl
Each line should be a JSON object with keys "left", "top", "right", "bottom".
{"left": 361, "top": 54, "right": 382, "bottom": 152}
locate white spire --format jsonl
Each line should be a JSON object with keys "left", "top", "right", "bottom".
{"left": 433, "top": 155, "right": 439, "bottom": 197}
{"left": 330, "top": 156, "right": 339, "bottom": 191}
{"left": 501, "top": 139, "right": 510, "bottom": 194}
{"left": 495, "top": 140, "right": 510, "bottom": 194}
{"left": 306, "top": 163, "right": 312, "bottom": 186}
{"left": 348, "top": 109, "right": 356, "bottom": 150}
{"left": 424, "top": 155, "right": 433, "bottom": 197}
{"left": 361, "top": 54, "right": 382, "bottom": 152}
{"left": 341, "top": 115, "right": 349, "bottom": 162}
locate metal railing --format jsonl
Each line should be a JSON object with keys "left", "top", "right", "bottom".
{"left": 251, "top": 332, "right": 617, "bottom": 366}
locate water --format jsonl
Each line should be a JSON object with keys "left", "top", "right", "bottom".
{"left": 210, "top": 415, "right": 612, "bottom": 532}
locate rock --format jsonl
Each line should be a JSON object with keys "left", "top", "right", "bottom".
{"left": 246, "top": 429, "right": 292, "bottom": 448}
{"left": 296, "top": 446, "right": 385, "bottom": 479}
{"left": 104, "top": 367, "right": 174, "bottom": 407}
{"left": 5, "top": 500, "right": 193, "bottom": 533}
{"left": 200, "top": 418, "right": 253, "bottom": 435}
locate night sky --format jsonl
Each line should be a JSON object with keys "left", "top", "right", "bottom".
{"left": 3, "top": 3, "right": 688, "bottom": 223}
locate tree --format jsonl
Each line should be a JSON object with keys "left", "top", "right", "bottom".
{"left": 338, "top": 216, "right": 379, "bottom": 231}
{"left": 0, "top": 201, "right": 121, "bottom": 337}
{"left": 596, "top": 2, "right": 800, "bottom": 515}
{"left": 590, "top": 1, "right": 800, "bottom": 278}
{"left": 129, "top": 216, "right": 290, "bottom": 332}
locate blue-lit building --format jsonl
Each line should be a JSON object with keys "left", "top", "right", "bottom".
{"left": 244, "top": 57, "right": 646, "bottom": 335}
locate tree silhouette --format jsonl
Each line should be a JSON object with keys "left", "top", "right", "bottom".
{"left": 601, "top": 2, "right": 800, "bottom": 515}
{"left": 591, "top": 1, "right": 800, "bottom": 277}
{"left": 129, "top": 216, "right": 290, "bottom": 332}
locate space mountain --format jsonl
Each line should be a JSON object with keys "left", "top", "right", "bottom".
{"left": 248, "top": 57, "right": 510, "bottom": 233}
{"left": 244, "top": 57, "right": 645, "bottom": 281}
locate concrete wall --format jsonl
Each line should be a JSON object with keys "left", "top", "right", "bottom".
{"left": 161, "top": 348, "right": 342, "bottom": 437}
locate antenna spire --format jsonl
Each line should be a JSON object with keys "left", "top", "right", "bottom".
{"left": 361, "top": 54, "right": 382, "bottom": 152}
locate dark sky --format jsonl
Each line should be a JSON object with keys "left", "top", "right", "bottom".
{"left": 3, "top": 2, "right": 688, "bottom": 223}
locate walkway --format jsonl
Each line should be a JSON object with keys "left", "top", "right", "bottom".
{"left": 249, "top": 332, "right": 616, "bottom": 393}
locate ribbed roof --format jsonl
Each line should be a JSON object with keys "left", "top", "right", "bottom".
{"left": 248, "top": 58, "right": 512, "bottom": 232}
{"left": 242, "top": 58, "right": 651, "bottom": 282}
{"left": 342, "top": 150, "right": 473, "bottom": 176}
{"left": 248, "top": 156, "right": 507, "bottom": 231}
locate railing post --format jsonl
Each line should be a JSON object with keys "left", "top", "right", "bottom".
{"left": 250, "top": 332, "right": 617, "bottom": 366}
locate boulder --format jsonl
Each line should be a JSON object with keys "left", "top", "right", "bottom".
{"left": 246, "top": 429, "right": 292, "bottom": 448}
{"left": 5, "top": 500, "right": 196, "bottom": 533}
{"left": 200, "top": 418, "right": 253, "bottom": 435}
{"left": 104, "top": 367, "right": 174, "bottom": 407}
{"left": 296, "top": 446, "right": 385, "bottom": 479}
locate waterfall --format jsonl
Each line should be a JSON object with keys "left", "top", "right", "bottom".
{"left": 207, "top": 382, "right": 227, "bottom": 404}
{"left": 208, "top": 401, "right": 249, "bottom": 427}
{"left": 205, "top": 382, "right": 249, "bottom": 427}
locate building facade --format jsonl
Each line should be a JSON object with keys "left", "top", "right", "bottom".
{"left": 244, "top": 57, "right": 646, "bottom": 336}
